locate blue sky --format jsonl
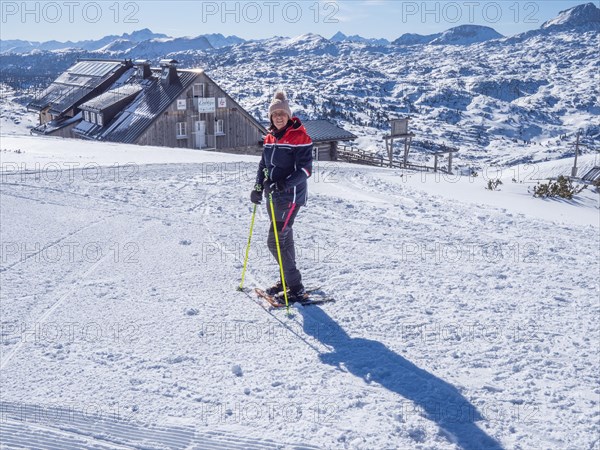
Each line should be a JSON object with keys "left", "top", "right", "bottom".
{"left": 0, "top": 1, "right": 594, "bottom": 41}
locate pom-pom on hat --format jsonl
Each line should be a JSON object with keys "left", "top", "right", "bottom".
{"left": 269, "top": 90, "right": 292, "bottom": 119}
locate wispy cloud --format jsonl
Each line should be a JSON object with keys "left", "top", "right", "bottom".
{"left": 329, "top": 0, "right": 383, "bottom": 23}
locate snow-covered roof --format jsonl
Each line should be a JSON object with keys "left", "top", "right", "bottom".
{"left": 28, "top": 60, "right": 129, "bottom": 114}
{"left": 73, "top": 68, "right": 197, "bottom": 143}
{"left": 80, "top": 84, "right": 143, "bottom": 112}
{"left": 31, "top": 112, "right": 82, "bottom": 134}
{"left": 302, "top": 120, "right": 357, "bottom": 143}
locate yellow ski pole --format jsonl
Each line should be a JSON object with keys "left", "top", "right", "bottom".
{"left": 269, "top": 192, "right": 290, "bottom": 312}
{"left": 237, "top": 203, "right": 257, "bottom": 291}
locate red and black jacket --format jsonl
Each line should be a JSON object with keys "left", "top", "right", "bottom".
{"left": 256, "top": 117, "right": 313, "bottom": 206}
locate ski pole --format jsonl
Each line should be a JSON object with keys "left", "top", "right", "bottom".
{"left": 238, "top": 203, "right": 257, "bottom": 291}
{"left": 269, "top": 192, "right": 290, "bottom": 312}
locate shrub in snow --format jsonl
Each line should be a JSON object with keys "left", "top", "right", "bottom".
{"left": 533, "top": 176, "right": 586, "bottom": 199}
{"left": 485, "top": 179, "right": 503, "bottom": 191}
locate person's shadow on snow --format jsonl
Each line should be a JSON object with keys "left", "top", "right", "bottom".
{"left": 300, "top": 307, "right": 503, "bottom": 450}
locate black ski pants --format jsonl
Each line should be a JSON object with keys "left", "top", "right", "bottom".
{"left": 266, "top": 200, "right": 302, "bottom": 289}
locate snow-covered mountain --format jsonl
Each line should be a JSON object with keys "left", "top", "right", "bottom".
{"left": 280, "top": 33, "right": 340, "bottom": 56}
{"left": 121, "top": 28, "right": 167, "bottom": 42}
{"left": 97, "top": 38, "right": 138, "bottom": 53}
{"left": 201, "top": 33, "right": 246, "bottom": 48}
{"left": 542, "top": 1, "right": 600, "bottom": 29}
{"left": 506, "top": 1, "right": 600, "bottom": 43}
{"left": 180, "top": 3, "right": 597, "bottom": 166}
{"left": 392, "top": 32, "right": 442, "bottom": 46}
{"left": 429, "top": 25, "right": 503, "bottom": 45}
{"left": 331, "top": 31, "right": 390, "bottom": 46}
{"left": 393, "top": 25, "right": 503, "bottom": 46}
{"left": 0, "top": 30, "right": 243, "bottom": 55}
{"left": 75, "top": 28, "right": 170, "bottom": 52}
{"left": 0, "top": 28, "right": 169, "bottom": 54}
{"left": 124, "top": 35, "right": 214, "bottom": 58}
{"left": 95, "top": 33, "right": 243, "bottom": 56}
{"left": 2, "top": 3, "right": 598, "bottom": 167}
{"left": 0, "top": 40, "right": 37, "bottom": 54}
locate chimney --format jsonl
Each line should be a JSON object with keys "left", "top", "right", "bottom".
{"left": 134, "top": 59, "right": 152, "bottom": 79}
{"left": 159, "top": 59, "right": 179, "bottom": 85}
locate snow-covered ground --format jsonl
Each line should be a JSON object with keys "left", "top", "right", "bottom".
{"left": 0, "top": 84, "right": 37, "bottom": 136}
{"left": 1, "top": 135, "right": 598, "bottom": 449}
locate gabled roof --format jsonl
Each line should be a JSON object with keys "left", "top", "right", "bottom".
{"left": 302, "top": 120, "right": 357, "bottom": 143}
{"left": 80, "top": 84, "right": 142, "bottom": 112}
{"left": 79, "top": 69, "right": 198, "bottom": 143}
{"left": 28, "top": 60, "right": 129, "bottom": 114}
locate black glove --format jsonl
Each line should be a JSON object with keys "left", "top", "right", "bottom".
{"left": 263, "top": 180, "right": 286, "bottom": 196}
{"left": 250, "top": 184, "right": 263, "bottom": 204}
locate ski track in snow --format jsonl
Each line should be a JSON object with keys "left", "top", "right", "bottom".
{"left": 1, "top": 159, "right": 598, "bottom": 449}
{"left": 0, "top": 401, "right": 316, "bottom": 449}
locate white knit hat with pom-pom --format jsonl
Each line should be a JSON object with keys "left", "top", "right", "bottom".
{"left": 268, "top": 90, "right": 292, "bottom": 119}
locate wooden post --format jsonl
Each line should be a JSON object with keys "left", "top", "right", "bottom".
{"left": 434, "top": 154, "right": 438, "bottom": 172}
{"left": 448, "top": 151, "right": 453, "bottom": 174}
{"left": 389, "top": 138, "right": 394, "bottom": 167}
{"left": 403, "top": 137, "right": 410, "bottom": 167}
{"left": 384, "top": 137, "right": 389, "bottom": 166}
{"left": 571, "top": 130, "right": 580, "bottom": 177}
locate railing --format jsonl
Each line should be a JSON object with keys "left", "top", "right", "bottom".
{"left": 336, "top": 145, "right": 451, "bottom": 173}
{"left": 337, "top": 146, "right": 385, "bottom": 166}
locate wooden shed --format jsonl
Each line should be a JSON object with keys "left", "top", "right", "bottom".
{"left": 300, "top": 120, "right": 357, "bottom": 161}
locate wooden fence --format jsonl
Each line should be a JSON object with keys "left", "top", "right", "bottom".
{"left": 336, "top": 145, "right": 449, "bottom": 173}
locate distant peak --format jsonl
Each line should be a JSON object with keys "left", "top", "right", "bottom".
{"left": 330, "top": 31, "right": 389, "bottom": 46}
{"left": 290, "top": 33, "right": 326, "bottom": 43}
{"left": 446, "top": 24, "right": 500, "bottom": 33}
{"left": 301, "top": 32, "right": 323, "bottom": 38}
{"left": 542, "top": 2, "right": 600, "bottom": 29}
{"left": 122, "top": 28, "right": 169, "bottom": 41}
{"left": 429, "top": 24, "right": 503, "bottom": 45}
{"left": 330, "top": 31, "right": 347, "bottom": 42}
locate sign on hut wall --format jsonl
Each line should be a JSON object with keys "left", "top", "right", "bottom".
{"left": 217, "top": 97, "right": 227, "bottom": 108}
{"left": 197, "top": 98, "right": 216, "bottom": 113}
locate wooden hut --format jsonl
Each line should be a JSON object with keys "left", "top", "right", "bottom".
{"left": 30, "top": 58, "right": 267, "bottom": 154}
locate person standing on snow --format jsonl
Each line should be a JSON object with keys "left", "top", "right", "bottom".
{"left": 250, "top": 91, "right": 313, "bottom": 301}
